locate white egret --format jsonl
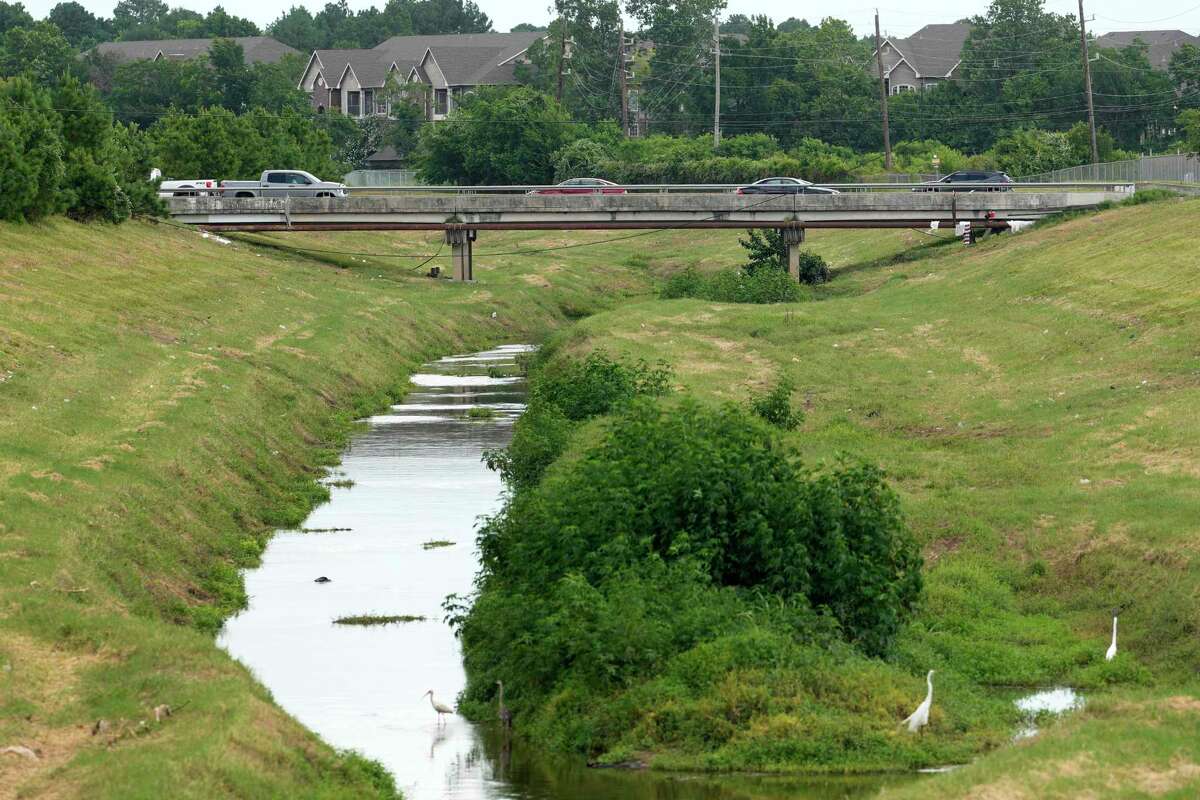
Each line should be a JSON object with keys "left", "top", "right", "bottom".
{"left": 901, "top": 670, "right": 935, "bottom": 734}
{"left": 1105, "top": 615, "right": 1118, "bottom": 661}
{"left": 423, "top": 690, "right": 453, "bottom": 724}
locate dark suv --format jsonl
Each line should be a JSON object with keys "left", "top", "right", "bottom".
{"left": 914, "top": 171, "right": 1014, "bottom": 192}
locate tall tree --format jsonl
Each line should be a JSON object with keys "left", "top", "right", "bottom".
{"left": 268, "top": 6, "right": 322, "bottom": 51}
{"left": 47, "top": 2, "right": 109, "bottom": 48}
{"left": 112, "top": 0, "right": 168, "bottom": 37}
{"left": 409, "top": 0, "right": 491, "bottom": 35}
{"left": 0, "top": 1, "right": 32, "bottom": 36}
{"left": 209, "top": 37, "right": 252, "bottom": 111}
{"left": 0, "top": 21, "right": 77, "bottom": 86}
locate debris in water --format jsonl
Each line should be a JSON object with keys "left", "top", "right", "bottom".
{"left": 333, "top": 614, "right": 425, "bottom": 626}
{"left": 422, "top": 540, "right": 454, "bottom": 549}
{"left": 300, "top": 527, "right": 352, "bottom": 533}
{"left": 314, "top": 576, "right": 332, "bottom": 584}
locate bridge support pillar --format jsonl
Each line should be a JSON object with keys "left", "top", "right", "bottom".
{"left": 446, "top": 229, "right": 476, "bottom": 281}
{"left": 781, "top": 228, "right": 806, "bottom": 281}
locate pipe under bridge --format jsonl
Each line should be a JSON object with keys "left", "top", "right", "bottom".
{"left": 166, "top": 184, "right": 1129, "bottom": 281}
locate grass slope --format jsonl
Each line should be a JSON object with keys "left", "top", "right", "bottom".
{"left": 0, "top": 219, "right": 658, "bottom": 798}
{"left": 531, "top": 197, "right": 1200, "bottom": 791}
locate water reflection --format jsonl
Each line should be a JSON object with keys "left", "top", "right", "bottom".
{"left": 219, "top": 344, "right": 918, "bottom": 800}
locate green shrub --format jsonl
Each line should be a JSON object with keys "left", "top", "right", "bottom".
{"left": 660, "top": 266, "right": 706, "bottom": 299}
{"left": 484, "top": 351, "right": 673, "bottom": 491}
{"left": 474, "top": 400, "right": 921, "bottom": 658}
{"left": 661, "top": 266, "right": 804, "bottom": 304}
{"left": 739, "top": 229, "right": 830, "bottom": 285}
{"left": 750, "top": 376, "right": 804, "bottom": 430}
{"left": 530, "top": 350, "right": 671, "bottom": 422}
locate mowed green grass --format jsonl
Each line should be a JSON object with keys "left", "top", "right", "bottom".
{"left": 0, "top": 218, "right": 665, "bottom": 798}
{"left": 539, "top": 198, "right": 1200, "bottom": 793}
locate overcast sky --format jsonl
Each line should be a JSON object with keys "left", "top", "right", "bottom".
{"left": 20, "top": 0, "right": 1200, "bottom": 40}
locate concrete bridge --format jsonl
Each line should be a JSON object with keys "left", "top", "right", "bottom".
{"left": 166, "top": 186, "right": 1127, "bottom": 281}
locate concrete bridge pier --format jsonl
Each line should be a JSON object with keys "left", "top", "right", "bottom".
{"left": 445, "top": 228, "right": 476, "bottom": 281}
{"left": 781, "top": 228, "right": 806, "bottom": 282}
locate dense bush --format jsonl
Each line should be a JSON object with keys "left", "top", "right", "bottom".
{"left": 529, "top": 350, "right": 672, "bottom": 421}
{"left": 417, "top": 87, "right": 574, "bottom": 184}
{"left": 483, "top": 350, "right": 672, "bottom": 491}
{"left": 148, "top": 106, "right": 343, "bottom": 180}
{"left": 552, "top": 138, "right": 612, "bottom": 182}
{"left": 661, "top": 266, "right": 803, "bottom": 303}
{"left": 467, "top": 399, "right": 922, "bottom": 709}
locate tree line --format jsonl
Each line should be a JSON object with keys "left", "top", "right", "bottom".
{"left": 525, "top": 0, "right": 1197, "bottom": 156}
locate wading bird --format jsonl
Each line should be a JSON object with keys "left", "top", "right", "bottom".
{"left": 1106, "top": 614, "right": 1118, "bottom": 661}
{"left": 423, "top": 690, "right": 453, "bottom": 725}
{"left": 496, "top": 680, "right": 513, "bottom": 730}
{"left": 902, "top": 670, "right": 935, "bottom": 734}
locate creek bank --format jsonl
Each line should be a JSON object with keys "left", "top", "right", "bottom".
{"left": 0, "top": 218, "right": 652, "bottom": 798}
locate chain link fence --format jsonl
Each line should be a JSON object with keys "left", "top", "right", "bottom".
{"left": 1021, "top": 153, "right": 1200, "bottom": 185}
{"left": 344, "top": 169, "right": 422, "bottom": 187}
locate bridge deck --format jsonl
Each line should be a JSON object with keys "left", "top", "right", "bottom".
{"left": 167, "top": 191, "right": 1122, "bottom": 232}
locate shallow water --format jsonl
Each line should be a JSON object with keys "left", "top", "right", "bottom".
{"left": 219, "top": 344, "right": 919, "bottom": 800}
{"left": 1013, "top": 687, "right": 1084, "bottom": 741}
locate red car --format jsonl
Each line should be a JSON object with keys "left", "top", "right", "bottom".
{"left": 529, "top": 178, "right": 627, "bottom": 195}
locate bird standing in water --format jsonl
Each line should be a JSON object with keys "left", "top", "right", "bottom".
{"left": 1106, "top": 614, "right": 1118, "bottom": 661}
{"left": 423, "top": 690, "right": 453, "bottom": 725}
{"left": 496, "top": 680, "right": 513, "bottom": 730}
{"left": 901, "top": 670, "right": 935, "bottom": 734}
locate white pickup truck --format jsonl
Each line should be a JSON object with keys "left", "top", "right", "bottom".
{"left": 219, "top": 170, "right": 348, "bottom": 198}
{"left": 159, "top": 178, "right": 219, "bottom": 197}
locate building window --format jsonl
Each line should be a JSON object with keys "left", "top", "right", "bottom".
{"left": 347, "top": 91, "right": 361, "bottom": 117}
{"left": 435, "top": 88, "right": 448, "bottom": 115}
{"left": 890, "top": 84, "right": 915, "bottom": 95}
{"left": 330, "top": 89, "right": 341, "bottom": 111}
{"left": 376, "top": 92, "right": 388, "bottom": 115}
{"left": 362, "top": 89, "right": 374, "bottom": 115}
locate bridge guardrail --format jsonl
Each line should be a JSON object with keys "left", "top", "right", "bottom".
{"left": 336, "top": 181, "right": 1137, "bottom": 196}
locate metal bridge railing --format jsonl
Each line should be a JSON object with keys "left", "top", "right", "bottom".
{"left": 336, "top": 181, "right": 1133, "bottom": 195}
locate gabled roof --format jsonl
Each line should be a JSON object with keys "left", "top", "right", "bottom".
{"left": 93, "top": 36, "right": 298, "bottom": 65}
{"left": 877, "top": 22, "right": 973, "bottom": 79}
{"left": 305, "top": 31, "right": 544, "bottom": 91}
{"left": 1095, "top": 29, "right": 1200, "bottom": 70}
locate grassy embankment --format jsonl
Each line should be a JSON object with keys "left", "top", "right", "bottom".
{"left": 0, "top": 219, "right": 678, "bottom": 798}
{"left": 512, "top": 196, "right": 1200, "bottom": 795}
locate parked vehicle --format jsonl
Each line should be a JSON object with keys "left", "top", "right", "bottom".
{"left": 736, "top": 177, "right": 839, "bottom": 195}
{"left": 219, "top": 170, "right": 348, "bottom": 198}
{"left": 528, "top": 178, "right": 627, "bottom": 195}
{"left": 158, "top": 179, "right": 219, "bottom": 198}
{"left": 913, "top": 171, "right": 1014, "bottom": 192}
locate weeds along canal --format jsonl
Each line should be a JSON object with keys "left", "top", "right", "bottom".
{"left": 217, "top": 344, "right": 919, "bottom": 800}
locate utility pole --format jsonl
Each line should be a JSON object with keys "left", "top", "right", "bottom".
{"left": 874, "top": 10, "right": 893, "bottom": 170}
{"left": 556, "top": 17, "right": 567, "bottom": 102}
{"left": 618, "top": 22, "right": 630, "bottom": 137}
{"left": 1077, "top": 0, "right": 1100, "bottom": 163}
{"left": 713, "top": 15, "right": 721, "bottom": 147}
